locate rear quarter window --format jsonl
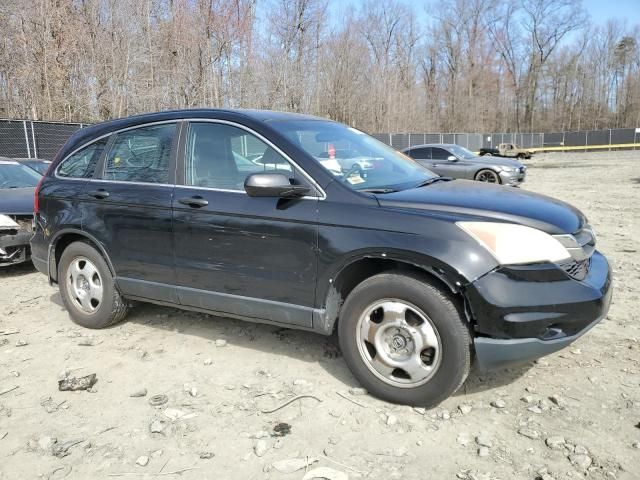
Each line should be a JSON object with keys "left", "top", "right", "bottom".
{"left": 57, "top": 138, "right": 109, "bottom": 178}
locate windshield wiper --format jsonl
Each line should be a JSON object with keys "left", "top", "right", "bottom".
{"left": 414, "top": 176, "right": 453, "bottom": 188}
{"left": 359, "top": 187, "right": 398, "bottom": 194}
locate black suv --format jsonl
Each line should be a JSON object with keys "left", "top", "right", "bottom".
{"left": 31, "top": 110, "right": 612, "bottom": 407}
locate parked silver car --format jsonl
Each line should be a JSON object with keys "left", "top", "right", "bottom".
{"left": 402, "top": 144, "right": 526, "bottom": 186}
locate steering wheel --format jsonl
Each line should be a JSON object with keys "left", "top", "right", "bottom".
{"left": 340, "top": 164, "right": 364, "bottom": 183}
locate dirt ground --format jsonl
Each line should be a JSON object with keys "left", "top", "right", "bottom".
{"left": 0, "top": 150, "right": 638, "bottom": 480}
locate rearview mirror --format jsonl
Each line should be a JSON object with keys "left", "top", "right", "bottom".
{"left": 447, "top": 155, "right": 458, "bottom": 162}
{"left": 244, "top": 173, "right": 311, "bottom": 198}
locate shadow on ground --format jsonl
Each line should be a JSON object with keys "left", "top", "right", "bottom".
{"left": 0, "top": 262, "right": 35, "bottom": 278}
{"left": 46, "top": 293, "right": 533, "bottom": 400}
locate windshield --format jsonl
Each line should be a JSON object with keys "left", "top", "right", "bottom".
{"left": 0, "top": 161, "right": 42, "bottom": 189}
{"left": 448, "top": 145, "right": 477, "bottom": 160}
{"left": 269, "top": 120, "right": 437, "bottom": 191}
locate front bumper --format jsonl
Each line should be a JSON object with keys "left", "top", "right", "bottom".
{"left": 466, "top": 250, "right": 612, "bottom": 370}
{"left": 499, "top": 170, "right": 526, "bottom": 186}
{"left": 0, "top": 229, "right": 32, "bottom": 266}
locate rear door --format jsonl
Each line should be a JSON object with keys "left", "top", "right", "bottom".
{"left": 82, "top": 122, "right": 179, "bottom": 302}
{"left": 172, "top": 120, "right": 320, "bottom": 327}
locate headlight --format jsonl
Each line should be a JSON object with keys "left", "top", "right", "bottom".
{"left": 0, "top": 214, "right": 19, "bottom": 229}
{"left": 500, "top": 167, "right": 516, "bottom": 173}
{"left": 457, "top": 222, "right": 571, "bottom": 265}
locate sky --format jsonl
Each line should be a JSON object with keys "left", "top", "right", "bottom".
{"left": 324, "top": 0, "right": 640, "bottom": 28}
{"left": 582, "top": 0, "right": 640, "bottom": 27}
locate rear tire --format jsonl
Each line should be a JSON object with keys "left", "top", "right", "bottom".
{"left": 58, "top": 241, "right": 129, "bottom": 329}
{"left": 338, "top": 272, "right": 470, "bottom": 408}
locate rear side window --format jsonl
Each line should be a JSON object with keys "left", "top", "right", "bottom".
{"left": 57, "top": 138, "right": 108, "bottom": 178}
{"left": 103, "top": 124, "right": 175, "bottom": 183}
{"left": 407, "top": 147, "right": 431, "bottom": 159}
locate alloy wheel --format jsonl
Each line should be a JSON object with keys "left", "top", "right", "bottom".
{"left": 356, "top": 299, "right": 442, "bottom": 388}
{"left": 66, "top": 256, "right": 103, "bottom": 314}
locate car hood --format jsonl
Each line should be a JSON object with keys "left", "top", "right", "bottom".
{"left": 0, "top": 187, "right": 35, "bottom": 215}
{"left": 377, "top": 180, "right": 585, "bottom": 234}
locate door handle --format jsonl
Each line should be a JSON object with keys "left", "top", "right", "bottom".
{"left": 87, "top": 189, "right": 109, "bottom": 199}
{"left": 178, "top": 196, "right": 209, "bottom": 208}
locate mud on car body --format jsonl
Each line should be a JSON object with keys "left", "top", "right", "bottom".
{"left": 0, "top": 159, "right": 41, "bottom": 266}
{"left": 30, "top": 109, "right": 612, "bottom": 407}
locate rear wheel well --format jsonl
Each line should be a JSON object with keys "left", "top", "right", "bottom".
{"left": 52, "top": 233, "right": 111, "bottom": 282}
{"left": 324, "top": 257, "right": 469, "bottom": 334}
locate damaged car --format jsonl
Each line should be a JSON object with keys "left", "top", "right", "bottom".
{"left": 0, "top": 159, "right": 40, "bottom": 266}
{"left": 31, "top": 110, "right": 611, "bottom": 407}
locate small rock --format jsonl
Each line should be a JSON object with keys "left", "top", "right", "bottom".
{"left": 574, "top": 445, "right": 588, "bottom": 455}
{"left": 215, "top": 339, "right": 227, "bottom": 347}
{"left": 632, "top": 441, "right": 640, "bottom": 449}
{"left": 58, "top": 373, "right": 97, "bottom": 392}
{"left": 412, "top": 407, "right": 426, "bottom": 415}
{"left": 199, "top": 451, "right": 215, "bottom": 459}
{"left": 136, "top": 455, "right": 149, "bottom": 466}
{"left": 151, "top": 450, "right": 163, "bottom": 458}
{"left": 15, "top": 339, "right": 28, "bottom": 347}
{"left": 203, "top": 358, "right": 212, "bottom": 366}
{"left": 518, "top": 428, "right": 540, "bottom": 440}
{"left": 475, "top": 433, "right": 493, "bottom": 448}
{"left": 439, "top": 410, "right": 450, "bottom": 420}
{"left": 478, "top": 446, "right": 490, "bottom": 457}
{"left": 386, "top": 414, "right": 398, "bottom": 426}
{"left": 129, "top": 388, "right": 147, "bottom": 398}
{"left": 458, "top": 404, "right": 472, "bottom": 415}
{"left": 302, "top": 467, "right": 348, "bottom": 480}
{"left": 528, "top": 406, "right": 543, "bottom": 414}
{"left": 457, "top": 432, "right": 472, "bottom": 446}
{"left": 38, "top": 436, "right": 57, "bottom": 453}
{"left": 149, "top": 420, "right": 166, "bottom": 434}
{"left": 491, "top": 399, "right": 506, "bottom": 409}
{"left": 521, "top": 395, "right": 534, "bottom": 403}
{"left": 545, "top": 436, "right": 566, "bottom": 450}
{"left": 549, "top": 395, "right": 566, "bottom": 408}
{"left": 569, "top": 453, "right": 592, "bottom": 470}
{"left": 349, "top": 387, "right": 368, "bottom": 396}
{"left": 254, "top": 439, "right": 268, "bottom": 457}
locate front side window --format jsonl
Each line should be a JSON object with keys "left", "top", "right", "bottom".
{"left": 185, "top": 122, "right": 298, "bottom": 190}
{"left": 103, "top": 124, "right": 175, "bottom": 183}
{"left": 58, "top": 138, "right": 108, "bottom": 178}
{"left": 269, "top": 120, "right": 436, "bottom": 192}
{"left": 447, "top": 145, "right": 476, "bottom": 160}
{"left": 431, "top": 147, "right": 451, "bottom": 160}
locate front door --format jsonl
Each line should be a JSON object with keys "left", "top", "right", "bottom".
{"left": 172, "top": 121, "right": 320, "bottom": 327}
{"left": 430, "top": 147, "right": 469, "bottom": 179}
{"left": 82, "top": 122, "right": 178, "bottom": 302}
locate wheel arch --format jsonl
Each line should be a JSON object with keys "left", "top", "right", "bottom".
{"left": 316, "top": 252, "right": 473, "bottom": 335}
{"left": 48, "top": 229, "right": 116, "bottom": 283}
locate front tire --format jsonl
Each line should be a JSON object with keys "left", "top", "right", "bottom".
{"left": 475, "top": 169, "right": 501, "bottom": 183}
{"left": 338, "top": 272, "right": 470, "bottom": 407}
{"left": 58, "top": 241, "right": 129, "bottom": 329}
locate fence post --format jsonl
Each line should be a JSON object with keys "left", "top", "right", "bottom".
{"left": 22, "top": 120, "right": 31, "bottom": 158}
{"left": 609, "top": 129, "right": 612, "bottom": 152}
{"left": 30, "top": 121, "right": 37, "bottom": 158}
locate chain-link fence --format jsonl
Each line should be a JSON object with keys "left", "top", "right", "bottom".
{"left": 372, "top": 129, "right": 640, "bottom": 152}
{"left": 0, "top": 119, "right": 639, "bottom": 159}
{"left": 0, "top": 119, "right": 85, "bottom": 159}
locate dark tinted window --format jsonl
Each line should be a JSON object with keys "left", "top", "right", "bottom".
{"left": 185, "top": 122, "right": 297, "bottom": 190}
{"left": 431, "top": 147, "right": 451, "bottom": 160}
{"left": 103, "top": 124, "right": 175, "bottom": 183}
{"left": 58, "top": 138, "right": 108, "bottom": 178}
{"left": 407, "top": 147, "right": 431, "bottom": 159}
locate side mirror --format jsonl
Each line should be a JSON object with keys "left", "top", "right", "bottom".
{"left": 447, "top": 155, "right": 458, "bottom": 162}
{"left": 244, "top": 173, "right": 311, "bottom": 198}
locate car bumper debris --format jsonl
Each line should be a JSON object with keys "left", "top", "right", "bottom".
{"left": 0, "top": 214, "right": 33, "bottom": 266}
